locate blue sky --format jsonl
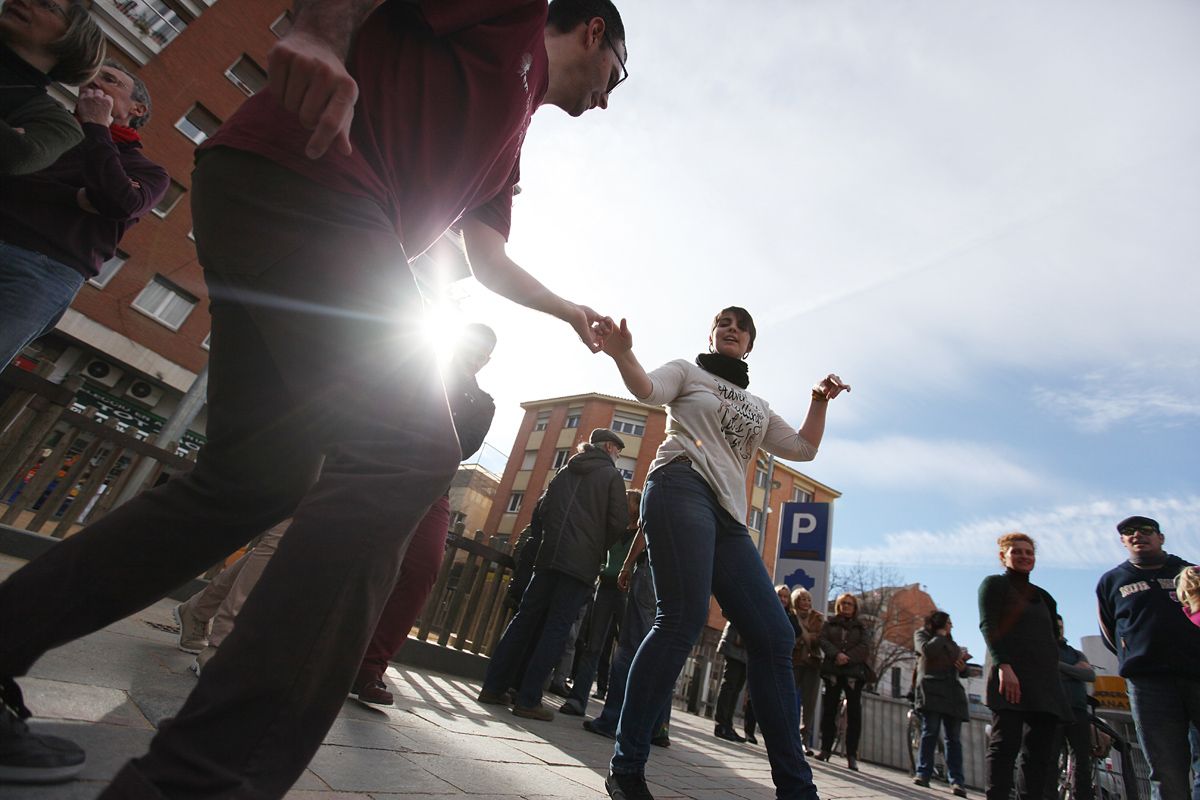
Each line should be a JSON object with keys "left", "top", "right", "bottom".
{"left": 442, "top": 0, "right": 1200, "bottom": 662}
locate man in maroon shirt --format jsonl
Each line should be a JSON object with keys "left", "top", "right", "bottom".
{"left": 0, "top": 0, "right": 628, "bottom": 796}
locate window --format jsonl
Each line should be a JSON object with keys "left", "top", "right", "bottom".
{"left": 564, "top": 411, "right": 581, "bottom": 429}
{"left": 519, "top": 450, "right": 537, "bottom": 471}
{"left": 748, "top": 506, "right": 764, "bottom": 531}
{"left": 791, "top": 487, "right": 813, "bottom": 503}
{"left": 533, "top": 410, "right": 551, "bottom": 432}
{"left": 132, "top": 276, "right": 197, "bottom": 330}
{"left": 89, "top": 251, "right": 127, "bottom": 288}
{"left": 611, "top": 411, "right": 646, "bottom": 437}
{"left": 174, "top": 103, "right": 221, "bottom": 144}
{"left": 755, "top": 468, "right": 769, "bottom": 489}
{"left": 225, "top": 55, "right": 267, "bottom": 96}
{"left": 152, "top": 179, "right": 186, "bottom": 218}
{"left": 270, "top": 10, "right": 293, "bottom": 37}
{"left": 616, "top": 455, "right": 637, "bottom": 482}
{"left": 506, "top": 492, "right": 524, "bottom": 513}
{"left": 553, "top": 448, "right": 570, "bottom": 470}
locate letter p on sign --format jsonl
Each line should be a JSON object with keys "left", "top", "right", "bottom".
{"left": 791, "top": 513, "right": 817, "bottom": 544}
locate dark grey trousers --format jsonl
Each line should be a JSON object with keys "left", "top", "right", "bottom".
{"left": 0, "top": 148, "right": 461, "bottom": 799}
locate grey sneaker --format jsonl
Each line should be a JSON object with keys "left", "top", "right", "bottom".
{"left": 0, "top": 679, "right": 86, "bottom": 784}
{"left": 512, "top": 703, "right": 555, "bottom": 722}
{"left": 476, "top": 688, "right": 513, "bottom": 706}
{"left": 171, "top": 602, "right": 209, "bottom": 654}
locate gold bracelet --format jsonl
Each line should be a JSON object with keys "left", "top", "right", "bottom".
{"left": 811, "top": 389, "right": 828, "bottom": 402}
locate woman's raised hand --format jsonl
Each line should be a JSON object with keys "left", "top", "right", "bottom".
{"left": 814, "top": 374, "right": 851, "bottom": 401}
{"left": 601, "top": 318, "right": 634, "bottom": 358}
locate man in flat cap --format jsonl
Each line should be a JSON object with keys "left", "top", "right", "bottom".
{"left": 479, "top": 428, "right": 629, "bottom": 720}
{"left": 1096, "top": 515, "right": 1200, "bottom": 800}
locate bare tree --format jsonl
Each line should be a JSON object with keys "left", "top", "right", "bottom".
{"left": 828, "top": 561, "right": 933, "bottom": 694}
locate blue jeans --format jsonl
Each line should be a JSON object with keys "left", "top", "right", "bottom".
{"left": 482, "top": 568, "right": 591, "bottom": 708}
{"left": 568, "top": 579, "right": 627, "bottom": 706}
{"left": 1127, "top": 675, "right": 1200, "bottom": 800}
{"left": 611, "top": 463, "right": 817, "bottom": 799}
{"left": 593, "top": 560, "right": 670, "bottom": 736}
{"left": 0, "top": 241, "right": 85, "bottom": 366}
{"left": 917, "top": 709, "right": 965, "bottom": 786}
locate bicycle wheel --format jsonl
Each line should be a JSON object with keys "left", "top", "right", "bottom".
{"left": 908, "top": 713, "right": 921, "bottom": 775}
{"left": 1054, "top": 741, "right": 1072, "bottom": 800}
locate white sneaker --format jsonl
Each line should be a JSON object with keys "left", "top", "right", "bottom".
{"left": 171, "top": 603, "right": 210, "bottom": 654}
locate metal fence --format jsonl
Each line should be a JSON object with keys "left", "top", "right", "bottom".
{"left": 0, "top": 366, "right": 196, "bottom": 538}
{"left": 412, "top": 526, "right": 516, "bottom": 658}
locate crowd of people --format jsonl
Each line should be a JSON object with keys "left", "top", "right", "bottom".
{"left": 0, "top": 2, "right": 1197, "bottom": 800}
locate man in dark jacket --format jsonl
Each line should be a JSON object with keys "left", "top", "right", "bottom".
{"left": 478, "top": 427, "right": 628, "bottom": 720}
{"left": 0, "top": 60, "right": 167, "bottom": 366}
{"left": 1096, "top": 515, "right": 1199, "bottom": 800}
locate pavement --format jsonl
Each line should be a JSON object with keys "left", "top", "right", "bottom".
{"left": 0, "top": 554, "right": 946, "bottom": 800}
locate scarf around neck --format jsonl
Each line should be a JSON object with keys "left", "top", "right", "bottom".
{"left": 109, "top": 124, "right": 140, "bottom": 144}
{"left": 695, "top": 352, "right": 749, "bottom": 389}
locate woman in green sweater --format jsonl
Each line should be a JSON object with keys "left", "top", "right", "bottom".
{"left": 977, "top": 532, "right": 1071, "bottom": 800}
{"left": 0, "top": 0, "right": 105, "bottom": 174}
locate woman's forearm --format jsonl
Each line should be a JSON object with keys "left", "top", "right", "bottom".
{"left": 612, "top": 350, "right": 653, "bottom": 400}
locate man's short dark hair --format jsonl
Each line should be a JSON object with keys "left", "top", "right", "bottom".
{"left": 547, "top": 0, "right": 625, "bottom": 47}
{"left": 103, "top": 59, "right": 152, "bottom": 129}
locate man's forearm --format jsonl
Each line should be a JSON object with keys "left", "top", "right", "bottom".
{"left": 292, "top": 0, "right": 380, "bottom": 57}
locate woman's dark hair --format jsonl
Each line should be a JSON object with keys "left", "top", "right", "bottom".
{"left": 46, "top": 0, "right": 106, "bottom": 86}
{"left": 924, "top": 610, "right": 951, "bottom": 633}
{"left": 547, "top": 0, "right": 625, "bottom": 45}
{"left": 711, "top": 306, "right": 757, "bottom": 350}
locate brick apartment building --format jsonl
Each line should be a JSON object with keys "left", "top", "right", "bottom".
{"left": 13, "top": 0, "right": 293, "bottom": 449}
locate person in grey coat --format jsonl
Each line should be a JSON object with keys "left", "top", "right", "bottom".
{"left": 913, "top": 610, "right": 971, "bottom": 797}
{"left": 479, "top": 428, "right": 629, "bottom": 720}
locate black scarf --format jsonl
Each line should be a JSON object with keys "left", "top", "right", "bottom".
{"left": 695, "top": 352, "right": 749, "bottom": 389}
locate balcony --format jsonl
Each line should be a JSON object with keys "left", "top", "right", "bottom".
{"left": 93, "top": 0, "right": 198, "bottom": 63}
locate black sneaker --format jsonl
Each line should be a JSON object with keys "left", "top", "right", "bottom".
{"left": 605, "top": 770, "right": 654, "bottom": 800}
{"left": 0, "top": 678, "right": 86, "bottom": 784}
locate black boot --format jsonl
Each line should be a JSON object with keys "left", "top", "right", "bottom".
{"left": 713, "top": 724, "right": 745, "bottom": 743}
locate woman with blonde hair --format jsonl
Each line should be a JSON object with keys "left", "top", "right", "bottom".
{"left": 1, "top": 0, "right": 106, "bottom": 174}
{"left": 790, "top": 587, "right": 823, "bottom": 753}
{"left": 977, "top": 532, "right": 1070, "bottom": 800}
{"left": 816, "top": 592, "right": 869, "bottom": 770}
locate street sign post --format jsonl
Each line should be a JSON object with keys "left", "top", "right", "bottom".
{"left": 773, "top": 501, "right": 833, "bottom": 607}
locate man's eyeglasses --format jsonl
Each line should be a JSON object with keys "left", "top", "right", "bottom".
{"left": 30, "top": 0, "right": 68, "bottom": 19}
{"left": 603, "top": 31, "right": 628, "bottom": 95}
{"left": 1119, "top": 526, "right": 1159, "bottom": 538}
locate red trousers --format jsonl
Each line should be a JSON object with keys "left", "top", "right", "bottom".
{"left": 356, "top": 494, "right": 452, "bottom": 684}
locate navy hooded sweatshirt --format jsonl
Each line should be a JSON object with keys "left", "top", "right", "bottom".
{"left": 1096, "top": 554, "right": 1199, "bottom": 679}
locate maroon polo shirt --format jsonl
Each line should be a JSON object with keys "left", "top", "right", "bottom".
{"left": 204, "top": 0, "right": 549, "bottom": 258}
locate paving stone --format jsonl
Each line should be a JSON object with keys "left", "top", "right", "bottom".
{"left": 19, "top": 677, "right": 152, "bottom": 729}
{"left": 306, "top": 747, "right": 456, "bottom": 794}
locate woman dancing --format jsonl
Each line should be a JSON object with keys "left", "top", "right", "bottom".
{"left": 599, "top": 306, "right": 848, "bottom": 800}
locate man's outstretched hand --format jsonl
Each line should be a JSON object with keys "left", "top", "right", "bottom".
{"left": 562, "top": 303, "right": 613, "bottom": 353}
{"left": 268, "top": 31, "right": 358, "bottom": 160}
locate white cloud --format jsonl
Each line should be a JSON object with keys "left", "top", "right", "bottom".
{"left": 833, "top": 495, "right": 1200, "bottom": 569}
{"left": 813, "top": 435, "right": 1049, "bottom": 496}
{"left": 1034, "top": 363, "right": 1200, "bottom": 433}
